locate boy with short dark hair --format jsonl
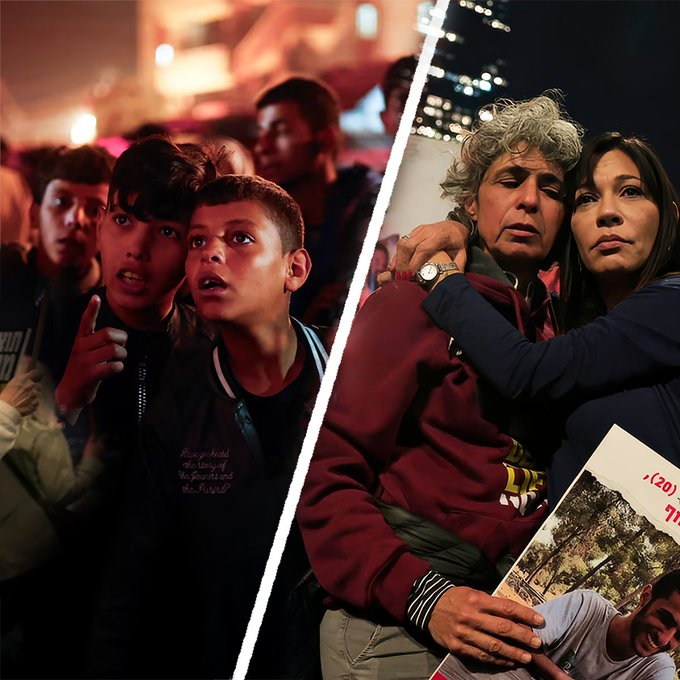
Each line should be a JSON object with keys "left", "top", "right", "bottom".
{"left": 55, "top": 136, "right": 215, "bottom": 433}
{"left": 0, "top": 146, "right": 114, "bottom": 676}
{"left": 93, "top": 174, "right": 328, "bottom": 679}
{"left": 30, "top": 144, "right": 114, "bottom": 290}
{"left": 254, "top": 75, "right": 381, "bottom": 324}
{"left": 0, "top": 145, "right": 114, "bottom": 384}
{"left": 0, "top": 137, "right": 216, "bottom": 678}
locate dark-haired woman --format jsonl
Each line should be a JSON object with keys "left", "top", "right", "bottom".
{"left": 423, "top": 132, "right": 680, "bottom": 503}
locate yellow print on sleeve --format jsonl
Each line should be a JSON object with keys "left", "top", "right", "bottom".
{"left": 499, "top": 438, "right": 546, "bottom": 516}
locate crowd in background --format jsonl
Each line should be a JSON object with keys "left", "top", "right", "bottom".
{"left": 0, "top": 59, "right": 415, "bottom": 680}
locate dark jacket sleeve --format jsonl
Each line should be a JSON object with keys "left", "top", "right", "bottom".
{"left": 423, "top": 275, "right": 680, "bottom": 400}
{"left": 297, "top": 283, "right": 438, "bottom": 623}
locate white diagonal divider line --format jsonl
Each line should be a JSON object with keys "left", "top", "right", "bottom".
{"left": 232, "top": 2, "right": 451, "bottom": 676}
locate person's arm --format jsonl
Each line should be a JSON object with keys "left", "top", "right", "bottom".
{"left": 298, "top": 283, "right": 439, "bottom": 619}
{"left": 298, "top": 283, "right": 542, "bottom": 666}
{"left": 0, "top": 366, "right": 37, "bottom": 457}
{"left": 390, "top": 219, "right": 469, "bottom": 275}
{"left": 0, "top": 398, "right": 22, "bottom": 457}
{"left": 423, "top": 275, "right": 680, "bottom": 400}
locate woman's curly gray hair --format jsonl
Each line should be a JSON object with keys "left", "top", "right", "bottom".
{"left": 441, "top": 95, "right": 584, "bottom": 206}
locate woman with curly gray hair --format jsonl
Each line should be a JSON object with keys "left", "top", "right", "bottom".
{"left": 298, "top": 94, "right": 584, "bottom": 679}
{"left": 441, "top": 95, "right": 582, "bottom": 208}
{"left": 395, "top": 95, "right": 582, "bottom": 289}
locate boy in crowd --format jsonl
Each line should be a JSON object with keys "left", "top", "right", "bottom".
{"left": 0, "top": 144, "right": 113, "bottom": 676}
{"left": 0, "top": 137, "right": 215, "bottom": 678}
{"left": 0, "top": 145, "right": 113, "bottom": 383}
{"left": 254, "top": 76, "right": 381, "bottom": 324}
{"left": 54, "top": 136, "right": 215, "bottom": 455}
{"left": 92, "top": 175, "right": 328, "bottom": 679}
{"left": 23, "top": 144, "right": 112, "bottom": 291}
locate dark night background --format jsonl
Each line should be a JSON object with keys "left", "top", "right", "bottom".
{"left": 506, "top": 1, "right": 680, "bottom": 187}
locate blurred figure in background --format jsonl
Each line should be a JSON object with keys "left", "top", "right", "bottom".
{"left": 360, "top": 240, "right": 390, "bottom": 307}
{"left": 209, "top": 136, "right": 255, "bottom": 175}
{"left": 0, "top": 138, "right": 33, "bottom": 249}
{"left": 182, "top": 134, "right": 255, "bottom": 176}
{"left": 380, "top": 55, "right": 417, "bottom": 139}
{"left": 123, "top": 122, "right": 171, "bottom": 144}
{"left": 0, "top": 145, "right": 114, "bottom": 678}
{"left": 254, "top": 76, "right": 381, "bottom": 325}
{"left": 0, "top": 145, "right": 115, "bottom": 387}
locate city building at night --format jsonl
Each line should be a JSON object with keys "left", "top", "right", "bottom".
{"left": 1, "top": 0, "right": 425, "bottom": 146}
{"left": 137, "top": 0, "right": 422, "bottom": 116}
{"left": 414, "top": 0, "right": 511, "bottom": 141}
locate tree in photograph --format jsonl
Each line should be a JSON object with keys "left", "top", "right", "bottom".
{"left": 522, "top": 472, "right": 620, "bottom": 587}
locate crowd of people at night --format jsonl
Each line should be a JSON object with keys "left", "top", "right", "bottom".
{"left": 1, "top": 50, "right": 679, "bottom": 680}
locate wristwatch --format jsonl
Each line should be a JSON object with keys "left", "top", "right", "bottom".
{"left": 414, "top": 261, "right": 460, "bottom": 289}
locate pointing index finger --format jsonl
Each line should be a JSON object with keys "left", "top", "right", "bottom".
{"left": 78, "top": 295, "right": 101, "bottom": 336}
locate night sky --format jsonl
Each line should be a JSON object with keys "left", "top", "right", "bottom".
{"left": 505, "top": 1, "right": 680, "bottom": 187}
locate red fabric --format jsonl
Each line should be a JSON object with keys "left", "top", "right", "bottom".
{"left": 298, "top": 277, "right": 550, "bottom": 623}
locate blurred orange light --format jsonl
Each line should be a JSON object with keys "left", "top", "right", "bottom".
{"left": 71, "top": 113, "right": 97, "bottom": 144}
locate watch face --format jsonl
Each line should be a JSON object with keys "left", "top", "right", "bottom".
{"left": 420, "top": 263, "right": 438, "bottom": 281}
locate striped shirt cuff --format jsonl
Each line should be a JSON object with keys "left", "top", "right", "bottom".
{"left": 406, "top": 569, "right": 455, "bottom": 632}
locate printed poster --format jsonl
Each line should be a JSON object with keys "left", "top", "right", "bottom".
{"left": 432, "top": 425, "right": 680, "bottom": 680}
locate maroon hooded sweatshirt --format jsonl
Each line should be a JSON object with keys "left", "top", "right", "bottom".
{"left": 298, "top": 251, "right": 557, "bottom": 624}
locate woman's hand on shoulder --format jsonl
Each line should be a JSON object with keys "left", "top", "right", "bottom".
{"left": 380, "top": 219, "right": 469, "bottom": 286}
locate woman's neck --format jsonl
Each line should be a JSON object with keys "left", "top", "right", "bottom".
{"left": 597, "top": 274, "right": 638, "bottom": 311}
